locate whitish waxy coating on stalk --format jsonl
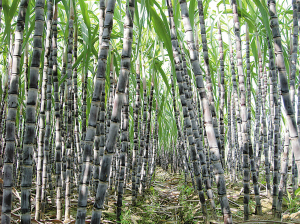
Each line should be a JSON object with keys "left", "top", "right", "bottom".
{"left": 290, "top": 0, "right": 298, "bottom": 110}
{"left": 294, "top": 0, "right": 300, "bottom": 196}
{"left": 297, "top": 0, "right": 300, "bottom": 141}
{"left": 60, "top": 50, "right": 68, "bottom": 202}
{"left": 255, "top": 35, "right": 263, "bottom": 180}
{"left": 139, "top": 77, "right": 148, "bottom": 195}
{"left": 231, "top": 0, "right": 250, "bottom": 219}
{"left": 99, "top": 0, "right": 105, "bottom": 47}
{"left": 116, "top": 85, "right": 129, "bottom": 221}
{"left": 65, "top": 1, "right": 74, "bottom": 221}
{"left": 228, "top": 22, "right": 239, "bottom": 181}
{"left": 182, "top": 55, "right": 217, "bottom": 218}
{"left": 41, "top": 0, "right": 54, "bottom": 217}
{"left": 170, "top": 75, "right": 189, "bottom": 186}
{"left": 35, "top": 0, "right": 53, "bottom": 219}
{"left": 148, "top": 105, "right": 158, "bottom": 186}
{"left": 135, "top": 77, "right": 145, "bottom": 197}
{"left": 197, "top": 0, "right": 221, "bottom": 168}
{"left": 291, "top": 0, "right": 300, "bottom": 196}
{"left": 90, "top": 0, "right": 135, "bottom": 222}
{"left": 93, "top": 95, "right": 102, "bottom": 193}
{"left": 1, "top": 0, "right": 29, "bottom": 223}
{"left": 167, "top": 0, "right": 206, "bottom": 214}
{"left": 229, "top": 26, "right": 240, "bottom": 216}
{"left": 75, "top": 0, "right": 117, "bottom": 223}
{"left": 107, "top": 67, "right": 116, "bottom": 194}
{"left": 141, "top": 79, "right": 154, "bottom": 194}
{"left": 268, "top": 0, "right": 300, "bottom": 200}
{"left": 217, "top": 20, "right": 225, "bottom": 172}
{"left": 93, "top": 41, "right": 111, "bottom": 195}
{"left": 178, "top": 0, "right": 232, "bottom": 222}
{"left": 143, "top": 83, "right": 154, "bottom": 191}
{"left": 265, "top": 34, "right": 280, "bottom": 217}
{"left": 230, "top": 93, "right": 237, "bottom": 183}
{"left": 20, "top": 0, "right": 45, "bottom": 222}
{"left": 227, "top": 91, "right": 233, "bottom": 179}
{"left": 79, "top": 56, "right": 87, "bottom": 182}
{"left": 57, "top": 46, "right": 68, "bottom": 221}
{"left": 52, "top": 4, "right": 64, "bottom": 220}
{"left": 132, "top": 59, "right": 141, "bottom": 206}
{"left": 140, "top": 77, "right": 154, "bottom": 194}
{"left": 259, "top": 41, "right": 270, "bottom": 196}
{"left": 277, "top": 128, "right": 289, "bottom": 217}
{"left": 246, "top": 26, "right": 262, "bottom": 215}
{"left": 73, "top": 20, "right": 80, "bottom": 189}
{"left": 167, "top": 0, "right": 219, "bottom": 220}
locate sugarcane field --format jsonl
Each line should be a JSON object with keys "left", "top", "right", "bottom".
{"left": 1, "top": 0, "right": 300, "bottom": 223}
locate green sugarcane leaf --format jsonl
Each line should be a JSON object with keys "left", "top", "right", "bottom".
{"left": 23, "top": 16, "right": 35, "bottom": 51}
{"left": 59, "top": 72, "right": 68, "bottom": 87}
{"left": 92, "top": 24, "right": 99, "bottom": 41}
{"left": 92, "top": 45, "right": 98, "bottom": 58}
{"left": 146, "top": 4, "right": 174, "bottom": 67}
{"left": 251, "top": 35, "right": 258, "bottom": 65}
{"left": 60, "top": 0, "right": 69, "bottom": 19}
{"left": 251, "top": 0, "right": 272, "bottom": 40}
{"left": 155, "top": 61, "right": 170, "bottom": 93}
{"left": 73, "top": 50, "right": 85, "bottom": 69}
{"left": 2, "top": 0, "right": 12, "bottom": 43}
{"left": 189, "top": 0, "right": 196, "bottom": 32}
{"left": 158, "top": 95, "right": 166, "bottom": 120}
{"left": 92, "top": 36, "right": 99, "bottom": 45}
{"left": 78, "top": 0, "right": 91, "bottom": 32}
{"left": 295, "top": 188, "right": 300, "bottom": 196}
{"left": 9, "top": 0, "right": 21, "bottom": 21}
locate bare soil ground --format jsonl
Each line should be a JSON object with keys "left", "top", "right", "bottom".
{"left": 1, "top": 167, "right": 300, "bottom": 223}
